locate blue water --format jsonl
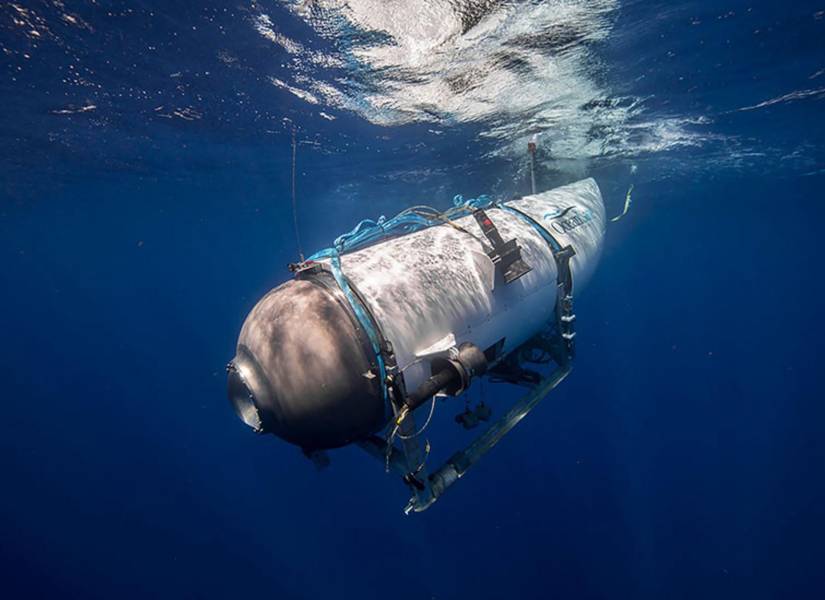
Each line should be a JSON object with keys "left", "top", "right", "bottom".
{"left": 2, "top": 2, "right": 824, "bottom": 598}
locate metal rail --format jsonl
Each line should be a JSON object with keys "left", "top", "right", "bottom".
{"left": 408, "top": 364, "right": 572, "bottom": 513}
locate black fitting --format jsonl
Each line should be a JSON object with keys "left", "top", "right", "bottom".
{"left": 404, "top": 342, "right": 487, "bottom": 412}
{"left": 404, "top": 368, "right": 457, "bottom": 411}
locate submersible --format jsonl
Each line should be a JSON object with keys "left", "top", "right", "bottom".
{"left": 228, "top": 178, "right": 605, "bottom": 512}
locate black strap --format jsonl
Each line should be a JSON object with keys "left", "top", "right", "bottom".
{"left": 296, "top": 262, "right": 407, "bottom": 415}
{"left": 494, "top": 202, "right": 577, "bottom": 362}
{"left": 472, "top": 209, "right": 532, "bottom": 284}
{"left": 553, "top": 246, "right": 576, "bottom": 363}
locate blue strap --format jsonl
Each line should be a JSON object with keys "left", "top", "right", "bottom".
{"left": 306, "top": 193, "right": 496, "bottom": 417}
{"left": 328, "top": 252, "right": 390, "bottom": 412}
{"left": 496, "top": 203, "right": 563, "bottom": 253}
{"left": 308, "top": 194, "right": 494, "bottom": 261}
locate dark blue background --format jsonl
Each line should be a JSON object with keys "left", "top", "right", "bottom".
{"left": 2, "top": 2, "right": 824, "bottom": 599}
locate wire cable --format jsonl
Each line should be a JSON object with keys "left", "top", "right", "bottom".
{"left": 397, "top": 395, "right": 438, "bottom": 440}
{"left": 290, "top": 128, "right": 305, "bottom": 261}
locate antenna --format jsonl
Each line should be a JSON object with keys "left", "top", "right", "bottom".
{"left": 527, "top": 135, "right": 537, "bottom": 195}
{"left": 290, "top": 127, "right": 305, "bottom": 262}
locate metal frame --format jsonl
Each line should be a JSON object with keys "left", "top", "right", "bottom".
{"left": 355, "top": 204, "right": 580, "bottom": 514}
{"left": 358, "top": 361, "right": 572, "bottom": 514}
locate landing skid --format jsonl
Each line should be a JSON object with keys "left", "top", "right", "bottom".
{"left": 359, "top": 249, "right": 577, "bottom": 514}
{"left": 358, "top": 363, "right": 572, "bottom": 514}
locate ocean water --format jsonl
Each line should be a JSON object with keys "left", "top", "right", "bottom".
{"left": 2, "top": 1, "right": 824, "bottom": 599}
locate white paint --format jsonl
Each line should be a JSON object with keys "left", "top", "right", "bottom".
{"left": 333, "top": 178, "right": 605, "bottom": 393}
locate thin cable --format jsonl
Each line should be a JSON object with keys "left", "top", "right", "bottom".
{"left": 411, "top": 439, "right": 431, "bottom": 476}
{"left": 290, "top": 128, "right": 305, "bottom": 261}
{"left": 383, "top": 396, "right": 438, "bottom": 472}
{"left": 397, "top": 395, "right": 438, "bottom": 440}
{"left": 308, "top": 194, "right": 495, "bottom": 262}
{"left": 384, "top": 425, "right": 398, "bottom": 472}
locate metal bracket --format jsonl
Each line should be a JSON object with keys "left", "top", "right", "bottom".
{"left": 473, "top": 209, "right": 532, "bottom": 284}
{"left": 357, "top": 362, "right": 572, "bottom": 514}
{"left": 412, "top": 364, "right": 572, "bottom": 513}
{"left": 357, "top": 406, "right": 435, "bottom": 513}
{"left": 288, "top": 259, "right": 319, "bottom": 274}
{"left": 552, "top": 245, "right": 576, "bottom": 363}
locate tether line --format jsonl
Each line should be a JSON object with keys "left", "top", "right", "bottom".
{"left": 290, "top": 127, "right": 305, "bottom": 262}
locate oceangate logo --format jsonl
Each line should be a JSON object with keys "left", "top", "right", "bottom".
{"left": 543, "top": 205, "right": 594, "bottom": 235}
